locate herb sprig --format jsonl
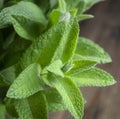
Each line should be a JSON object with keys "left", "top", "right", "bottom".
{"left": 0, "top": 0, "right": 116, "bottom": 119}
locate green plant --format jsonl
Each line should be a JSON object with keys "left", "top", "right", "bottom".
{"left": 0, "top": 0, "right": 116, "bottom": 119}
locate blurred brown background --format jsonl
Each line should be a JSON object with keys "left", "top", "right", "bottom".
{"left": 49, "top": 0, "right": 120, "bottom": 119}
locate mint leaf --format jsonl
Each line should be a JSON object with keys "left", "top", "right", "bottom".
{"left": 46, "top": 60, "right": 64, "bottom": 77}
{"left": 0, "top": 65, "right": 16, "bottom": 86}
{"left": 66, "top": 59, "right": 96, "bottom": 75}
{"left": 50, "top": 0, "right": 57, "bottom": 9}
{"left": 77, "top": 14, "right": 94, "bottom": 21}
{"left": 0, "top": 103, "right": 6, "bottom": 119}
{"left": 11, "top": 15, "right": 46, "bottom": 40}
{"left": 5, "top": 98, "right": 18, "bottom": 118}
{"left": 58, "top": 0, "right": 67, "bottom": 12}
{"left": 7, "top": 63, "right": 43, "bottom": 99}
{"left": 49, "top": 9, "right": 77, "bottom": 26}
{"left": 0, "top": 1, "right": 46, "bottom": 28}
{"left": 15, "top": 91, "right": 48, "bottom": 119}
{"left": 0, "top": 1, "right": 116, "bottom": 119}
{"left": 49, "top": 75, "right": 84, "bottom": 119}
{"left": 2, "top": 32, "right": 15, "bottom": 50}
{"left": 44, "top": 88, "right": 66, "bottom": 112}
{"left": 3, "top": 36, "right": 30, "bottom": 67}
{"left": 0, "top": 1, "right": 46, "bottom": 40}
{"left": 75, "top": 37, "right": 111, "bottom": 63}
{"left": 20, "top": 22, "right": 66, "bottom": 69}
{"left": 20, "top": 19, "right": 78, "bottom": 69}
{"left": 51, "top": 19, "right": 78, "bottom": 63}
{"left": 68, "top": 68, "right": 116, "bottom": 87}
{"left": 49, "top": 9, "right": 61, "bottom": 25}
{"left": 0, "top": 0, "right": 3, "bottom": 10}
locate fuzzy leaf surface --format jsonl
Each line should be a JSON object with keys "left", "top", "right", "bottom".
{"left": 11, "top": 15, "right": 46, "bottom": 40}
{"left": 44, "top": 88, "right": 66, "bottom": 112}
{"left": 68, "top": 68, "right": 116, "bottom": 87}
{"left": 66, "top": 59, "right": 96, "bottom": 75}
{"left": 46, "top": 60, "right": 64, "bottom": 77}
{"left": 77, "top": 14, "right": 94, "bottom": 21}
{"left": 49, "top": 75, "right": 84, "bottom": 119}
{"left": 0, "top": 1, "right": 46, "bottom": 40}
{"left": 15, "top": 91, "right": 48, "bottom": 119}
{"left": 7, "top": 63, "right": 43, "bottom": 99}
{"left": 0, "top": 65, "right": 16, "bottom": 87}
{"left": 75, "top": 37, "right": 111, "bottom": 63}
{"left": 20, "top": 19, "right": 78, "bottom": 69}
{"left": 5, "top": 98, "right": 18, "bottom": 118}
{"left": 0, "top": 103, "right": 5, "bottom": 119}
{"left": 0, "top": 1, "right": 46, "bottom": 28}
{"left": 58, "top": 0, "right": 67, "bottom": 12}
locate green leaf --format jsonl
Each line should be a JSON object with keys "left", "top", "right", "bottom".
{"left": 49, "top": 9, "right": 61, "bottom": 25}
{"left": 0, "top": 1, "right": 46, "bottom": 28}
{"left": 44, "top": 88, "right": 66, "bottom": 112}
{"left": 64, "top": 0, "right": 103, "bottom": 14}
{"left": 0, "top": 87, "right": 8, "bottom": 100}
{"left": 15, "top": 91, "right": 48, "bottom": 119}
{"left": 20, "top": 22, "right": 66, "bottom": 69}
{"left": 58, "top": 0, "right": 67, "bottom": 12}
{"left": 0, "top": 0, "right": 3, "bottom": 10}
{"left": 0, "top": 65, "right": 17, "bottom": 87}
{"left": 5, "top": 98, "right": 18, "bottom": 117}
{"left": 68, "top": 68, "right": 116, "bottom": 87}
{"left": 46, "top": 60, "right": 64, "bottom": 77}
{"left": 76, "top": 1, "right": 85, "bottom": 14}
{"left": 51, "top": 19, "right": 78, "bottom": 63}
{"left": 75, "top": 37, "right": 112, "bottom": 63}
{"left": 66, "top": 59, "right": 96, "bottom": 75}
{"left": 64, "top": 0, "right": 86, "bottom": 15}
{"left": 20, "top": 19, "right": 78, "bottom": 69}
{"left": 0, "top": 103, "right": 6, "bottom": 119}
{"left": 34, "top": 0, "right": 50, "bottom": 13}
{"left": 0, "top": 1, "right": 46, "bottom": 39}
{"left": 62, "top": 61, "right": 74, "bottom": 73}
{"left": 2, "top": 32, "right": 15, "bottom": 50}
{"left": 7, "top": 63, "right": 43, "bottom": 99}
{"left": 49, "top": 75, "right": 84, "bottom": 119}
{"left": 77, "top": 14, "right": 94, "bottom": 21}
{"left": 49, "top": 9, "right": 77, "bottom": 26}
{"left": 50, "top": 0, "right": 57, "bottom": 9}
{"left": 11, "top": 15, "right": 46, "bottom": 40}
{"left": 3, "top": 36, "right": 31, "bottom": 67}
